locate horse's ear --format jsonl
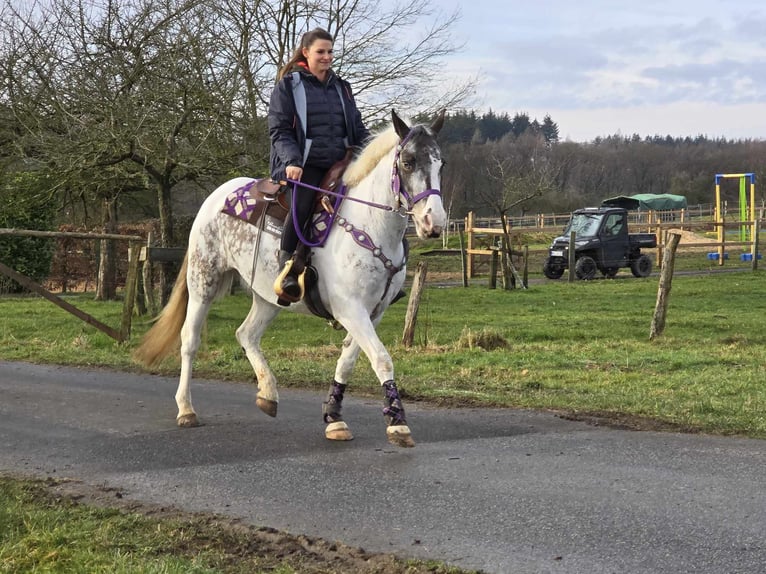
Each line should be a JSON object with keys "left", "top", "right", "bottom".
{"left": 430, "top": 109, "right": 446, "bottom": 135}
{"left": 392, "top": 110, "right": 410, "bottom": 140}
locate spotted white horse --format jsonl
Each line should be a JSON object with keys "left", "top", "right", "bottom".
{"left": 134, "top": 110, "right": 447, "bottom": 447}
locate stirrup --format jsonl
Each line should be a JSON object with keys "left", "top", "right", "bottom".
{"left": 273, "top": 260, "right": 305, "bottom": 303}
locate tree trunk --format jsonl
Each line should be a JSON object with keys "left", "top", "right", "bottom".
{"left": 94, "top": 197, "right": 117, "bottom": 300}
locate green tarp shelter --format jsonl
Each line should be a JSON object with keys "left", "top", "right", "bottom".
{"left": 601, "top": 194, "right": 687, "bottom": 211}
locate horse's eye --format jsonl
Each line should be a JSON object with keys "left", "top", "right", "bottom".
{"left": 401, "top": 159, "right": 414, "bottom": 171}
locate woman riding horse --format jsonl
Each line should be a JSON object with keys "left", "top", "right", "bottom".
{"left": 268, "top": 28, "right": 369, "bottom": 304}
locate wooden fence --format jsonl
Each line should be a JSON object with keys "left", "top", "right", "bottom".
{"left": 0, "top": 228, "right": 184, "bottom": 342}
{"left": 0, "top": 228, "right": 144, "bottom": 342}
{"left": 463, "top": 207, "right": 764, "bottom": 277}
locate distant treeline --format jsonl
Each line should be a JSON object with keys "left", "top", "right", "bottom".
{"left": 432, "top": 111, "right": 765, "bottom": 219}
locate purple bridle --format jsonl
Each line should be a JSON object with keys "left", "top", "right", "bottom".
{"left": 390, "top": 127, "right": 442, "bottom": 210}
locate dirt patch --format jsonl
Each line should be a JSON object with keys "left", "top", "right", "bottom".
{"left": 667, "top": 229, "right": 717, "bottom": 250}
{"left": 27, "top": 477, "right": 476, "bottom": 574}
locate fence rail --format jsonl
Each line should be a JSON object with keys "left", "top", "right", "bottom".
{"left": 462, "top": 205, "right": 764, "bottom": 277}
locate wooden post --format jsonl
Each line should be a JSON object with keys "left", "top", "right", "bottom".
{"left": 567, "top": 230, "right": 576, "bottom": 282}
{"left": 751, "top": 217, "right": 760, "bottom": 271}
{"left": 488, "top": 248, "right": 498, "bottom": 289}
{"left": 458, "top": 228, "right": 468, "bottom": 288}
{"left": 522, "top": 245, "right": 529, "bottom": 288}
{"left": 466, "top": 212, "right": 475, "bottom": 278}
{"left": 649, "top": 230, "right": 682, "bottom": 340}
{"left": 143, "top": 231, "right": 157, "bottom": 315}
{"left": 402, "top": 261, "right": 428, "bottom": 348}
{"left": 718, "top": 209, "right": 726, "bottom": 266}
{"left": 501, "top": 237, "right": 513, "bottom": 290}
{"left": 120, "top": 241, "right": 142, "bottom": 341}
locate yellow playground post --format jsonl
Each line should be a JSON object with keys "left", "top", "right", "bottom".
{"left": 714, "top": 173, "right": 756, "bottom": 264}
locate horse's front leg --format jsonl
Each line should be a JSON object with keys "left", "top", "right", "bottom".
{"left": 322, "top": 333, "right": 362, "bottom": 441}
{"left": 235, "top": 294, "right": 281, "bottom": 418}
{"left": 333, "top": 307, "right": 414, "bottom": 448}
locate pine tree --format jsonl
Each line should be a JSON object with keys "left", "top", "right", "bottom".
{"left": 541, "top": 114, "right": 559, "bottom": 144}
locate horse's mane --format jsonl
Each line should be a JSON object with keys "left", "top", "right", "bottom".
{"left": 342, "top": 123, "right": 400, "bottom": 188}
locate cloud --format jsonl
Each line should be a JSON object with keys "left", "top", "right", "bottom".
{"left": 435, "top": 0, "right": 766, "bottom": 139}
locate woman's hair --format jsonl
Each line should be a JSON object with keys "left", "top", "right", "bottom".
{"left": 277, "top": 28, "right": 334, "bottom": 81}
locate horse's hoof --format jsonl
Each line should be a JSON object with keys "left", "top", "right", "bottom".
{"left": 386, "top": 425, "right": 415, "bottom": 448}
{"left": 325, "top": 421, "right": 354, "bottom": 441}
{"left": 256, "top": 397, "right": 278, "bottom": 418}
{"left": 177, "top": 413, "right": 199, "bottom": 427}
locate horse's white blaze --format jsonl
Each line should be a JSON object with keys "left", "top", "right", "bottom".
{"left": 409, "top": 152, "right": 446, "bottom": 238}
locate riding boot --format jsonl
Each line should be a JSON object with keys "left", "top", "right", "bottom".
{"left": 274, "top": 250, "right": 304, "bottom": 304}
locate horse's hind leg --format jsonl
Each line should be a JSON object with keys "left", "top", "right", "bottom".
{"left": 322, "top": 332, "right": 361, "bottom": 441}
{"left": 235, "top": 293, "right": 281, "bottom": 417}
{"left": 176, "top": 294, "right": 213, "bottom": 427}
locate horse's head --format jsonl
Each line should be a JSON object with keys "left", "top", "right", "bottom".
{"left": 391, "top": 110, "right": 448, "bottom": 239}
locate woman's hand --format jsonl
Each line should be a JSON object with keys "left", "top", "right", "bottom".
{"left": 286, "top": 165, "right": 303, "bottom": 181}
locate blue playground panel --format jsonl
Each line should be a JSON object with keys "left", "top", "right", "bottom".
{"left": 740, "top": 253, "right": 762, "bottom": 261}
{"left": 707, "top": 252, "right": 729, "bottom": 260}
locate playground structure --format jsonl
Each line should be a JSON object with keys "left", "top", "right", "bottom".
{"left": 713, "top": 173, "right": 759, "bottom": 264}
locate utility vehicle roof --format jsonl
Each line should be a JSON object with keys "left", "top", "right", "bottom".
{"left": 601, "top": 193, "right": 687, "bottom": 211}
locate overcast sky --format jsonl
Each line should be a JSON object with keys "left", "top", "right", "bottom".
{"left": 434, "top": 0, "right": 766, "bottom": 142}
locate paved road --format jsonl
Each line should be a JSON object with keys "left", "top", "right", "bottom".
{"left": 1, "top": 361, "right": 764, "bottom": 574}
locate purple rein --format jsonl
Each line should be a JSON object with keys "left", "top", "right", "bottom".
{"left": 285, "top": 125, "right": 441, "bottom": 248}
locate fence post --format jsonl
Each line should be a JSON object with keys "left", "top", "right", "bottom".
{"left": 120, "top": 241, "right": 142, "bottom": 341}
{"left": 568, "top": 230, "right": 576, "bottom": 282}
{"left": 752, "top": 216, "right": 760, "bottom": 271}
{"left": 650, "top": 230, "right": 682, "bottom": 340}
{"left": 466, "top": 212, "right": 475, "bottom": 278}
{"left": 402, "top": 261, "right": 428, "bottom": 348}
{"left": 458, "top": 227, "right": 468, "bottom": 288}
{"left": 143, "top": 231, "right": 157, "bottom": 315}
{"left": 488, "top": 248, "right": 498, "bottom": 289}
{"left": 523, "top": 245, "right": 529, "bottom": 288}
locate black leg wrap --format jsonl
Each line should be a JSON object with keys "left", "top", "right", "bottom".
{"left": 382, "top": 380, "right": 406, "bottom": 426}
{"left": 322, "top": 381, "right": 346, "bottom": 423}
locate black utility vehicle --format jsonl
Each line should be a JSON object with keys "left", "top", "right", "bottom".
{"left": 543, "top": 207, "right": 657, "bottom": 280}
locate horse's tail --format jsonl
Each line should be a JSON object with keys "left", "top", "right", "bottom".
{"left": 133, "top": 254, "right": 190, "bottom": 368}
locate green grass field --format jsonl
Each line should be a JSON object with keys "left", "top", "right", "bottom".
{"left": 1, "top": 261, "right": 764, "bottom": 438}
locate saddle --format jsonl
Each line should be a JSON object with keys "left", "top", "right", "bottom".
{"left": 222, "top": 149, "right": 354, "bottom": 228}
{"left": 221, "top": 153, "right": 356, "bottom": 319}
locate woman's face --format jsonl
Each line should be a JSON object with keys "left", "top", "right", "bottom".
{"left": 302, "top": 39, "right": 334, "bottom": 79}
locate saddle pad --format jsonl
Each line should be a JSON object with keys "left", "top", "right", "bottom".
{"left": 221, "top": 179, "right": 287, "bottom": 236}
{"left": 221, "top": 179, "right": 258, "bottom": 220}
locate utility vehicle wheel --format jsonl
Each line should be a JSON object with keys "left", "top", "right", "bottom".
{"left": 602, "top": 267, "right": 619, "bottom": 278}
{"left": 574, "top": 256, "right": 597, "bottom": 280}
{"left": 630, "top": 254, "right": 652, "bottom": 277}
{"left": 543, "top": 258, "right": 565, "bottom": 279}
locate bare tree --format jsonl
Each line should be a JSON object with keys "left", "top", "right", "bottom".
{"left": 207, "top": 0, "right": 474, "bottom": 122}
{"left": 478, "top": 133, "right": 559, "bottom": 287}
{"left": 2, "top": 0, "right": 247, "bottom": 299}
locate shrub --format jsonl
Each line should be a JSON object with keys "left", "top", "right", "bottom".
{"left": 0, "top": 172, "right": 57, "bottom": 293}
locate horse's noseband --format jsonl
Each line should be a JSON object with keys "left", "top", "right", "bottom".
{"left": 391, "top": 129, "right": 441, "bottom": 211}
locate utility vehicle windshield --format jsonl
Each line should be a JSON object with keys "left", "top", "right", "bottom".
{"left": 563, "top": 213, "right": 604, "bottom": 238}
